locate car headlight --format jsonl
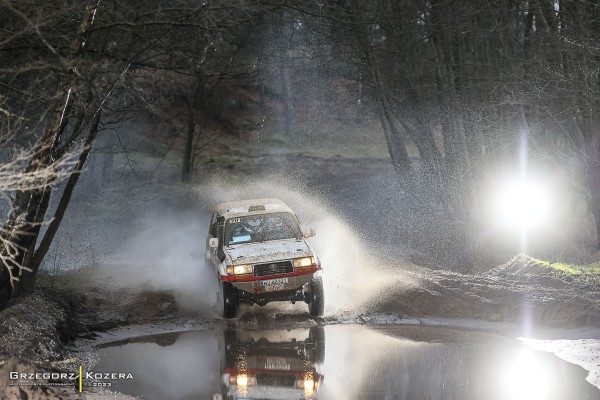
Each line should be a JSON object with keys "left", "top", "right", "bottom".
{"left": 230, "top": 374, "right": 257, "bottom": 386}
{"left": 293, "top": 257, "right": 316, "bottom": 267}
{"left": 296, "top": 378, "right": 318, "bottom": 391}
{"left": 226, "top": 264, "right": 252, "bottom": 275}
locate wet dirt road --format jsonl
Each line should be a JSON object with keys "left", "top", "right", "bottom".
{"left": 87, "top": 324, "right": 599, "bottom": 400}
{"left": 42, "top": 155, "right": 600, "bottom": 400}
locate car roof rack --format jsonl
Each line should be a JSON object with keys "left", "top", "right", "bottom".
{"left": 248, "top": 205, "right": 266, "bottom": 212}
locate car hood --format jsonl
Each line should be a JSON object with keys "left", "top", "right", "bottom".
{"left": 224, "top": 239, "right": 312, "bottom": 265}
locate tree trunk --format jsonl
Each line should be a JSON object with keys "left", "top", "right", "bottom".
{"left": 355, "top": 17, "right": 413, "bottom": 183}
{"left": 182, "top": 82, "right": 201, "bottom": 183}
{"left": 28, "top": 112, "right": 102, "bottom": 285}
{"left": 0, "top": 0, "right": 100, "bottom": 305}
{"left": 279, "top": 11, "right": 294, "bottom": 136}
{"left": 280, "top": 62, "right": 294, "bottom": 136}
{"left": 182, "top": 104, "right": 196, "bottom": 183}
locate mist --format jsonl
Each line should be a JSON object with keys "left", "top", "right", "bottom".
{"left": 92, "top": 174, "right": 417, "bottom": 317}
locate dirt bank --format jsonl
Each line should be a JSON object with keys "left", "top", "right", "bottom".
{"left": 368, "top": 255, "right": 600, "bottom": 328}
{"left": 0, "top": 286, "right": 160, "bottom": 399}
{"left": 0, "top": 289, "right": 82, "bottom": 399}
{"left": 0, "top": 289, "right": 81, "bottom": 362}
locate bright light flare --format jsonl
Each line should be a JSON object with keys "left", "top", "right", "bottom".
{"left": 493, "top": 179, "right": 549, "bottom": 230}
{"left": 297, "top": 372, "right": 317, "bottom": 395}
{"left": 236, "top": 374, "right": 248, "bottom": 386}
{"left": 304, "top": 378, "right": 315, "bottom": 392}
{"left": 500, "top": 349, "right": 550, "bottom": 400}
{"left": 293, "top": 256, "right": 316, "bottom": 267}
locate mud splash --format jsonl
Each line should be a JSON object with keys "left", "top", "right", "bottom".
{"left": 95, "top": 175, "right": 418, "bottom": 318}
{"left": 197, "top": 175, "right": 419, "bottom": 316}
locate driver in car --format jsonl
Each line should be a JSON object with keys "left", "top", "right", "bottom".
{"left": 229, "top": 218, "right": 262, "bottom": 244}
{"left": 244, "top": 218, "right": 263, "bottom": 234}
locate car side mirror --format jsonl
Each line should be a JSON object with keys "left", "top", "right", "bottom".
{"left": 302, "top": 226, "right": 316, "bottom": 238}
{"left": 209, "top": 238, "right": 219, "bottom": 248}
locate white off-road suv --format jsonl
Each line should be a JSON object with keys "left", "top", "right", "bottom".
{"left": 206, "top": 198, "right": 324, "bottom": 318}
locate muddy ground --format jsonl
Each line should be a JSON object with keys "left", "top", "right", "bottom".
{"left": 1, "top": 154, "right": 599, "bottom": 398}
{"left": 1, "top": 258, "right": 599, "bottom": 399}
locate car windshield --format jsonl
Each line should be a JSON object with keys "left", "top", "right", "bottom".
{"left": 224, "top": 212, "right": 302, "bottom": 245}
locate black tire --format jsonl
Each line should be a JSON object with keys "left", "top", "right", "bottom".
{"left": 223, "top": 329, "right": 239, "bottom": 365}
{"left": 308, "top": 325, "right": 326, "bottom": 364}
{"left": 308, "top": 276, "right": 324, "bottom": 317}
{"left": 222, "top": 282, "right": 239, "bottom": 319}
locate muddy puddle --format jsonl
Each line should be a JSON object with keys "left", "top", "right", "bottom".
{"left": 88, "top": 325, "right": 599, "bottom": 399}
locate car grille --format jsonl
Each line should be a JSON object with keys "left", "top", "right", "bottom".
{"left": 256, "top": 373, "right": 296, "bottom": 387}
{"left": 254, "top": 261, "right": 293, "bottom": 276}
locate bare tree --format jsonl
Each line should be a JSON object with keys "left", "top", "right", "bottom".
{"left": 0, "top": 0, "right": 267, "bottom": 307}
{"left": 288, "top": 0, "right": 600, "bottom": 258}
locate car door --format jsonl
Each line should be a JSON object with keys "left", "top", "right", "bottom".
{"left": 206, "top": 212, "right": 217, "bottom": 265}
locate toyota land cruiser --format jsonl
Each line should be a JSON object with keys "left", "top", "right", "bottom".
{"left": 205, "top": 198, "right": 324, "bottom": 318}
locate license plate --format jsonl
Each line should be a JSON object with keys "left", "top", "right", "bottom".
{"left": 261, "top": 278, "right": 288, "bottom": 292}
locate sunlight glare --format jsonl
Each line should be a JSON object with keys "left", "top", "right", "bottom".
{"left": 494, "top": 179, "right": 549, "bottom": 229}
{"left": 501, "top": 349, "right": 550, "bottom": 400}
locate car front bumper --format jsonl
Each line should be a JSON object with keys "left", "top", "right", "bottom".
{"left": 219, "top": 266, "right": 321, "bottom": 305}
{"left": 232, "top": 273, "right": 315, "bottom": 295}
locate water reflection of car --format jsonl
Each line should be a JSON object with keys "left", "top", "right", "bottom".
{"left": 216, "top": 327, "right": 325, "bottom": 400}
{"left": 206, "top": 198, "right": 324, "bottom": 318}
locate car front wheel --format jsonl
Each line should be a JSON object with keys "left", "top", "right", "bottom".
{"left": 308, "top": 276, "right": 324, "bottom": 317}
{"left": 222, "top": 282, "right": 239, "bottom": 319}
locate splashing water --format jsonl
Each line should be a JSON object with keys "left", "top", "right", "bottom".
{"left": 98, "top": 174, "right": 417, "bottom": 317}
